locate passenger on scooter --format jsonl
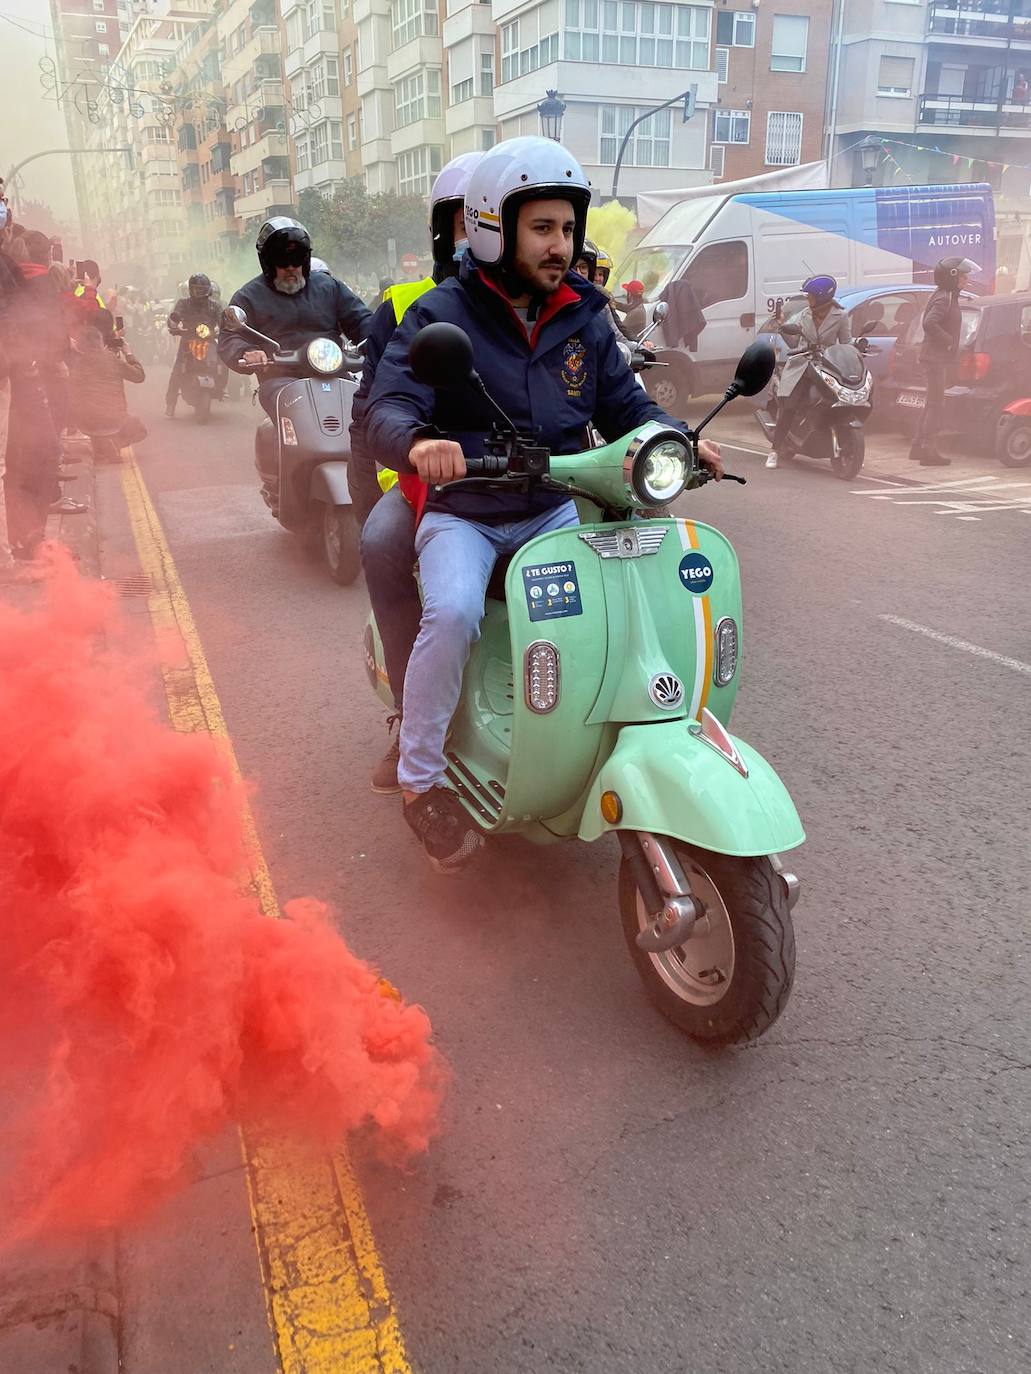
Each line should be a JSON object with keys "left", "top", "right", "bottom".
{"left": 356, "top": 152, "right": 484, "bottom": 793}
{"left": 765, "top": 275, "right": 851, "bottom": 470}
{"left": 217, "top": 218, "right": 370, "bottom": 416}
{"left": 366, "top": 136, "right": 722, "bottom": 872}
{"left": 165, "top": 273, "right": 220, "bottom": 418}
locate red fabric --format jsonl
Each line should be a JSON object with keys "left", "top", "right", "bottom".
{"left": 476, "top": 270, "right": 580, "bottom": 351}
{"left": 18, "top": 263, "right": 51, "bottom": 281}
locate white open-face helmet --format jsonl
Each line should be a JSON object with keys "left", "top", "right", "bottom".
{"left": 430, "top": 152, "right": 484, "bottom": 268}
{"left": 464, "top": 136, "right": 592, "bottom": 271}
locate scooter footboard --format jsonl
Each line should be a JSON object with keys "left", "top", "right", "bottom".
{"left": 579, "top": 721, "right": 804, "bottom": 857}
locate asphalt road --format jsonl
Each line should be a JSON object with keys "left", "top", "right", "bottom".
{"left": 111, "top": 380, "right": 1031, "bottom": 1374}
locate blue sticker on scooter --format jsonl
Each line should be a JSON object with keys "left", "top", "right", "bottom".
{"left": 678, "top": 551, "right": 714, "bottom": 594}
{"left": 522, "top": 560, "right": 582, "bottom": 621}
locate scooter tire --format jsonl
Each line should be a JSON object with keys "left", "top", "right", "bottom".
{"left": 644, "top": 355, "right": 692, "bottom": 419}
{"left": 619, "top": 842, "right": 795, "bottom": 1046}
{"left": 830, "top": 423, "right": 864, "bottom": 481}
{"left": 322, "top": 503, "right": 361, "bottom": 585}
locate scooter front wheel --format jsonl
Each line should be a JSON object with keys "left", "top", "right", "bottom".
{"left": 619, "top": 842, "right": 795, "bottom": 1045}
{"left": 830, "top": 423, "right": 864, "bottom": 480}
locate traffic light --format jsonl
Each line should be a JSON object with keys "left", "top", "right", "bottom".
{"left": 683, "top": 84, "right": 698, "bottom": 123}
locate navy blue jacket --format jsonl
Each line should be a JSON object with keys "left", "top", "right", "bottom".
{"left": 219, "top": 271, "right": 371, "bottom": 379}
{"left": 348, "top": 298, "right": 397, "bottom": 473}
{"left": 366, "top": 258, "right": 686, "bottom": 521}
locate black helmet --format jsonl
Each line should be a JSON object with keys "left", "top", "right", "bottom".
{"left": 188, "top": 272, "right": 211, "bottom": 300}
{"left": 934, "top": 256, "right": 979, "bottom": 290}
{"left": 256, "top": 217, "right": 312, "bottom": 282}
{"left": 577, "top": 239, "right": 599, "bottom": 280}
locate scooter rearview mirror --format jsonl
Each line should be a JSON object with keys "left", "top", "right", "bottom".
{"left": 409, "top": 322, "right": 475, "bottom": 391}
{"left": 652, "top": 301, "right": 669, "bottom": 325}
{"left": 222, "top": 305, "right": 247, "bottom": 333}
{"left": 731, "top": 341, "right": 778, "bottom": 398}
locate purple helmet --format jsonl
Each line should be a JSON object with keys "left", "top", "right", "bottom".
{"left": 802, "top": 274, "right": 838, "bottom": 306}
{"left": 430, "top": 152, "right": 484, "bottom": 268}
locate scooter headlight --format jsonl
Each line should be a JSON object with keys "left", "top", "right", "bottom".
{"left": 307, "top": 338, "right": 344, "bottom": 374}
{"left": 195, "top": 323, "right": 211, "bottom": 339}
{"left": 630, "top": 433, "right": 690, "bottom": 505}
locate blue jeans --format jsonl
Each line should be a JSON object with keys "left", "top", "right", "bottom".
{"left": 399, "top": 501, "right": 579, "bottom": 794}
{"left": 360, "top": 486, "right": 420, "bottom": 710}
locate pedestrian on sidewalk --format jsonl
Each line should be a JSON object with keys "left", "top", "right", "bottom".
{"left": 0, "top": 189, "right": 23, "bottom": 577}
{"left": 909, "top": 255, "right": 978, "bottom": 469}
{"left": 68, "top": 314, "right": 147, "bottom": 454}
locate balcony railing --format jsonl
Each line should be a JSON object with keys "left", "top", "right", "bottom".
{"left": 928, "top": 0, "right": 1031, "bottom": 42}
{"left": 918, "top": 90, "right": 1031, "bottom": 126}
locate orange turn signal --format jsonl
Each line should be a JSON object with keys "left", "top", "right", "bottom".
{"left": 600, "top": 790, "right": 623, "bottom": 824}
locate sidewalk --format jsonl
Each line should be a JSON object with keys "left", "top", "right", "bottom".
{"left": 0, "top": 436, "right": 120, "bottom": 1374}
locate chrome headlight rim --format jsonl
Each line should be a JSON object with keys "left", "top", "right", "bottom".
{"left": 307, "top": 337, "right": 344, "bottom": 374}
{"left": 623, "top": 423, "right": 692, "bottom": 507}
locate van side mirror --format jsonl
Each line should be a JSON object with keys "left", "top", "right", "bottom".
{"left": 730, "top": 341, "right": 777, "bottom": 397}
{"left": 409, "top": 322, "right": 475, "bottom": 390}
{"left": 222, "top": 305, "right": 247, "bottom": 332}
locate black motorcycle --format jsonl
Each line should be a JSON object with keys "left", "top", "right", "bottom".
{"left": 755, "top": 339, "right": 873, "bottom": 481}
{"left": 170, "top": 318, "right": 221, "bottom": 423}
{"left": 221, "top": 305, "right": 364, "bottom": 585}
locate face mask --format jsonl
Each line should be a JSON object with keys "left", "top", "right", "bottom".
{"left": 0, "top": 203, "right": 8, "bottom": 232}
{"left": 453, "top": 238, "right": 468, "bottom": 263}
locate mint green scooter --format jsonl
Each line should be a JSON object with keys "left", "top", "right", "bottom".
{"left": 364, "top": 325, "right": 804, "bottom": 1046}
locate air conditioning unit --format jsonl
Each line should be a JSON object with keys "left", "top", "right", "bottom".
{"left": 709, "top": 145, "right": 725, "bottom": 179}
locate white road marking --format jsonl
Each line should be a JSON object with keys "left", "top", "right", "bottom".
{"left": 880, "top": 616, "right": 1031, "bottom": 677}
{"left": 851, "top": 473, "right": 1031, "bottom": 521}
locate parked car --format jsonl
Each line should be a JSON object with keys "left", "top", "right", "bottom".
{"left": 756, "top": 285, "right": 938, "bottom": 406}
{"left": 883, "top": 290, "right": 1031, "bottom": 455}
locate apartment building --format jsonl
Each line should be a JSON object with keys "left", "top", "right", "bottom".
{"left": 217, "top": 0, "right": 293, "bottom": 231}
{"left": 708, "top": 0, "right": 833, "bottom": 181}
{"left": 444, "top": 0, "right": 499, "bottom": 157}
{"left": 283, "top": 0, "right": 364, "bottom": 196}
{"left": 173, "top": 6, "right": 238, "bottom": 267}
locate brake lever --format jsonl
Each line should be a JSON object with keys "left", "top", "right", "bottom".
{"left": 723, "top": 472, "right": 747, "bottom": 484}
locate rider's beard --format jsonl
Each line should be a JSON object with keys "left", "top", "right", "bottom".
{"left": 510, "top": 248, "right": 569, "bottom": 298}
{"left": 274, "top": 275, "right": 304, "bottom": 295}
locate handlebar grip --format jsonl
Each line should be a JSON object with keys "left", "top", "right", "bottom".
{"left": 463, "top": 454, "right": 509, "bottom": 476}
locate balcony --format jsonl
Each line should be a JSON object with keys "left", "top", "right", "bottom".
{"left": 387, "top": 34, "right": 442, "bottom": 83}
{"left": 928, "top": 0, "right": 1031, "bottom": 44}
{"left": 919, "top": 90, "right": 1031, "bottom": 129}
{"left": 233, "top": 178, "right": 294, "bottom": 220}
{"left": 232, "top": 129, "right": 290, "bottom": 176}
{"left": 445, "top": 94, "right": 495, "bottom": 137}
{"left": 442, "top": 1, "right": 496, "bottom": 47}
{"left": 302, "top": 27, "right": 339, "bottom": 64}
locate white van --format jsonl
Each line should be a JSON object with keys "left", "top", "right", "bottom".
{"left": 614, "top": 183, "right": 995, "bottom": 410}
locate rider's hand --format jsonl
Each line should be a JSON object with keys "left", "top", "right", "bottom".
{"left": 699, "top": 439, "right": 723, "bottom": 481}
{"left": 242, "top": 349, "right": 269, "bottom": 367}
{"left": 410, "top": 437, "right": 466, "bottom": 483}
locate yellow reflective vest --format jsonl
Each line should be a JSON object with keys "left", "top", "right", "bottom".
{"left": 375, "top": 276, "right": 437, "bottom": 493}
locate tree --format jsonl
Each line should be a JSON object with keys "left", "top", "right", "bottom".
{"left": 296, "top": 180, "right": 430, "bottom": 284}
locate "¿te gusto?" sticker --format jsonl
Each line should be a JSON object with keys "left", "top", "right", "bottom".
{"left": 678, "top": 551, "right": 714, "bottom": 594}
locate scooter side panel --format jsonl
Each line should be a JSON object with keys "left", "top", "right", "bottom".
{"left": 275, "top": 377, "right": 356, "bottom": 531}
{"left": 579, "top": 720, "right": 805, "bottom": 857}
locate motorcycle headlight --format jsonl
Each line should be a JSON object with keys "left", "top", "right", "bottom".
{"left": 626, "top": 429, "right": 691, "bottom": 506}
{"left": 195, "top": 323, "right": 211, "bottom": 339}
{"left": 307, "top": 338, "right": 344, "bottom": 374}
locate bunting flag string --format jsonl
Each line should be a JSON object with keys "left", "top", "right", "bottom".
{"left": 869, "top": 135, "right": 1023, "bottom": 178}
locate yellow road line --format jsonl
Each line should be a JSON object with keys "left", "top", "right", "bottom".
{"left": 119, "top": 456, "right": 413, "bottom": 1374}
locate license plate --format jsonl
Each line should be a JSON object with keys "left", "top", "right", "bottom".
{"left": 898, "top": 391, "right": 925, "bottom": 409}
{"left": 198, "top": 375, "right": 215, "bottom": 388}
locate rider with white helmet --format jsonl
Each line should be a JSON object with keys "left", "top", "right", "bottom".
{"left": 353, "top": 151, "right": 485, "bottom": 792}
{"left": 365, "top": 136, "right": 722, "bottom": 872}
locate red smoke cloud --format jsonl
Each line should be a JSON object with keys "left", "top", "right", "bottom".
{"left": 0, "top": 553, "right": 444, "bottom": 1241}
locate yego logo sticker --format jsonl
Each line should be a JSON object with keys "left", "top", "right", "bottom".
{"left": 678, "top": 551, "right": 714, "bottom": 594}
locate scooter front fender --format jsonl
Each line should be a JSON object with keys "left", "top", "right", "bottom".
{"left": 310, "top": 461, "right": 351, "bottom": 507}
{"left": 578, "top": 721, "right": 804, "bottom": 857}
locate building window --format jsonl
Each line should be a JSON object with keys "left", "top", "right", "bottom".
{"left": 770, "top": 15, "right": 808, "bottom": 72}
{"left": 715, "top": 10, "right": 754, "bottom": 47}
{"left": 564, "top": 0, "right": 709, "bottom": 69}
{"left": 599, "top": 104, "right": 672, "bottom": 166}
{"left": 452, "top": 77, "right": 474, "bottom": 104}
{"left": 394, "top": 68, "right": 441, "bottom": 128}
{"left": 309, "top": 56, "right": 339, "bottom": 99}
{"left": 481, "top": 50, "right": 494, "bottom": 96}
{"left": 878, "top": 55, "right": 914, "bottom": 97}
{"left": 500, "top": 12, "right": 559, "bottom": 83}
{"left": 95, "top": 19, "right": 107, "bottom": 32}
{"left": 305, "top": 0, "right": 336, "bottom": 38}
{"left": 295, "top": 136, "right": 309, "bottom": 172}
{"left": 482, "top": 128, "right": 497, "bottom": 150}
{"left": 709, "top": 144, "right": 725, "bottom": 177}
{"left": 397, "top": 144, "right": 443, "bottom": 196}
{"left": 765, "top": 110, "right": 803, "bottom": 165}
{"left": 716, "top": 46, "right": 729, "bottom": 84}
{"left": 98, "top": 42, "right": 110, "bottom": 55}
{"left": 287, "top": 9, "right": 304, "bottom": 50}
{"left": 347, "top": 112, "right": 357, "bottom": 149}
{"left": 713, "top": 108, "right": 750, "bottom": 144}
{"left": 343, "top": 46, "right": 353, "bottom": 84}
{"left": 311, "top": 121, "right": 328, "bottom": 163}
{"left": 391, "top": 0, "right": 438, "bottom": 49}
{"left": 92, "top": 0, "right": 104, "bottom": 9}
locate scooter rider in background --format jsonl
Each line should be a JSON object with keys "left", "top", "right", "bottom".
{"left": 908, "top": 255, "right": 978, "bottom": 469}
{"left": 218, "top": 218, "right": 371, "bottom": 415}
{"left": 165, "top": 273, "right": 220, "bottom": 418}
{"left": 365, "top": 136, "right": 723, "bottom": 872}
{"left": 765, "top": 274, "right": 851, "bottom": 470}
{"left": 356, "top": 151, "right": 483, "bottom": 793}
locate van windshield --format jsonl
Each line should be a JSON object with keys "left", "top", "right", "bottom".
{"left": 612, "top": 247, "right": 690, "bottom": 303}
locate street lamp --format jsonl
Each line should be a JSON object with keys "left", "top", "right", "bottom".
{"left": 855, "top": 136, "right": 883, "bottom": 187}
{"left": 537, "top": 90, "right": 566, "bottom": 142}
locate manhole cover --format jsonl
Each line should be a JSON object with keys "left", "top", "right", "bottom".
{"left": 118, "top": 575, "right": 154, "bottom": 597}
